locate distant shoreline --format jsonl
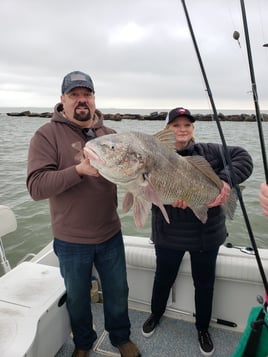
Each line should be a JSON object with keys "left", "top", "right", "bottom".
{"left": 4, "top": 110, "right": 268, "bottom": 122}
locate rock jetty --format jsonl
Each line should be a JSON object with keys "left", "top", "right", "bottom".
{"left": 6, "top": 110, "right": 52, "bottom": 118}
{"left": 6, "top": 110, "right": 268, "bottom": 122}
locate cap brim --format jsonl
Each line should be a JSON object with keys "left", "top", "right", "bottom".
{"left": 186, "top": 115, "right": 195, "bottom": 122}
{"left": 63, "top": 84, "right": 94, "bottom": 94}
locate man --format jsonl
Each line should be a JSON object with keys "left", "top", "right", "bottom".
{"left": 259, "top": 182, "right": 268, "bottom": 216}
{"left": 27, "top": 71, "right": 141, "bottom": 357}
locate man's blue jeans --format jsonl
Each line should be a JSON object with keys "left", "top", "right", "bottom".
{"left": 53, "top": 230, "right": 131, "bottom": 350}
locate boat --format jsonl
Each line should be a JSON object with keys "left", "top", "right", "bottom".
{"left": 0, "top": 204, "right": 267, "bottom": 357}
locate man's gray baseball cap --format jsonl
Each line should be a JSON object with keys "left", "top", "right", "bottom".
{"left": 61, "top": 71, "right": 95, "bottom": 94}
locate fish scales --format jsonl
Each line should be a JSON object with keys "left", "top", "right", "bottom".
{"left": 148, "top": 156, "right": 220, "bottom": 205}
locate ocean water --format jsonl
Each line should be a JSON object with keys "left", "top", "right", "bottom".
{"left": 0, "top": 108, "right": 267, "bottom": 274}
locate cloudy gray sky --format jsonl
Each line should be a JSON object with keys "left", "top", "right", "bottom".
{"left": 1, "top": 0, "right": 268, "bottom": 111}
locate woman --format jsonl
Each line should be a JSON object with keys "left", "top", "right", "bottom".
{"left": 142, "top": 107, "right": 253, "bottom": 356}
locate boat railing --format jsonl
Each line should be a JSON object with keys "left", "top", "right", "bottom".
{"left": 0, "top": 205, "right": 17, "bottom": 274}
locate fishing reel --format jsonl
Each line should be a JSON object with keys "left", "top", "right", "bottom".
{"left": 225, "top": 242, "right": 255, "bottom": 255}
{"left": 251, "top": 295, "right": 268, "bottom": 332}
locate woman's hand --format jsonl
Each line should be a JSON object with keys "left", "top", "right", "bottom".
{"left": 172, "top": 199, "right": 188, "bottom": 209}
{"left": 208, "top": 181, "right": 231, "bottom": 207}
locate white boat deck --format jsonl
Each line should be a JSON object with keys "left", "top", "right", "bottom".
{"left": 55, "top": 302, "right": 242, "bottom": 357}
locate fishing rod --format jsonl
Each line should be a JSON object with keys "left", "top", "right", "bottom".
{"left": 239, "top": 0, "right": 268, "bottom": 184}
{"left": 180, "top": 0, "right": 268, "bottom": 300}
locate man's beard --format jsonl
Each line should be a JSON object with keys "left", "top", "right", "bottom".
{"left": 74, "top": 103, "right": 91, "bottom": 122}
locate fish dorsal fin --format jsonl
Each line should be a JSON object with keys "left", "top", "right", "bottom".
{"left": 153, "top": 129, "right": 177, "bottom": 151}
{"left": 184, "top": 155, "right": 223, "bottom": 190}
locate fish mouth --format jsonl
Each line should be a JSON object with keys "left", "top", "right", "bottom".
{"left": 84, "top": 144, "right": 105, "bottom": 165}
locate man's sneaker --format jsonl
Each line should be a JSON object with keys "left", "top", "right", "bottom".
{"left": 142, "top": 314, "right": 159, "bottom": 337}
{"left": 198, "top": 330, "right": 215, "bottom": 356}
{"left": 117, "top": 340, "right": 141, "bottom": 357}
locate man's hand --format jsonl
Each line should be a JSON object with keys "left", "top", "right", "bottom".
{"left": 75, "top": 158, "right": 100, "bottom": 177}
{"left": 208, "top": 181, "right": 231, "bottom": 208}
{"left": 259, "top": 182, "right": 268, "bottom": 216}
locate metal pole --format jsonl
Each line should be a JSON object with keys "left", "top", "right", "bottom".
{"left": 0, "top": 238, "right": 11, "bottom": 274}
{"left": 240, "top": 0, "right": 268, "bottom": 183}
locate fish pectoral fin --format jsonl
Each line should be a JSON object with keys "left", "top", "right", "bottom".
{"left": 132, "top": 197, "right": 152, "bottom": 228}
{"left": 142, "top": 182, "right": 170, "bottom": 225}
{"left": 122, "top": 192, "right": 134, "bottom": 213}
{"left": 74, "top": 152, "right": 84, "bottom": 162}
{"left": 72, "top": 141, "right": 84, "bottom": 162}
{"left": 191, "top": 205, "right": 208, "bottom": 224}
{"left": 72, "top": 141, "right": 82, "bottom": 151}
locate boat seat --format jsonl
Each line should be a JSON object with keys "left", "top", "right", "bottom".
{"left": 0, "top": 261, "right": 71, "bottom": 357}
{"left": 123, "top": 236, "right": 267, "bottom": 284}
